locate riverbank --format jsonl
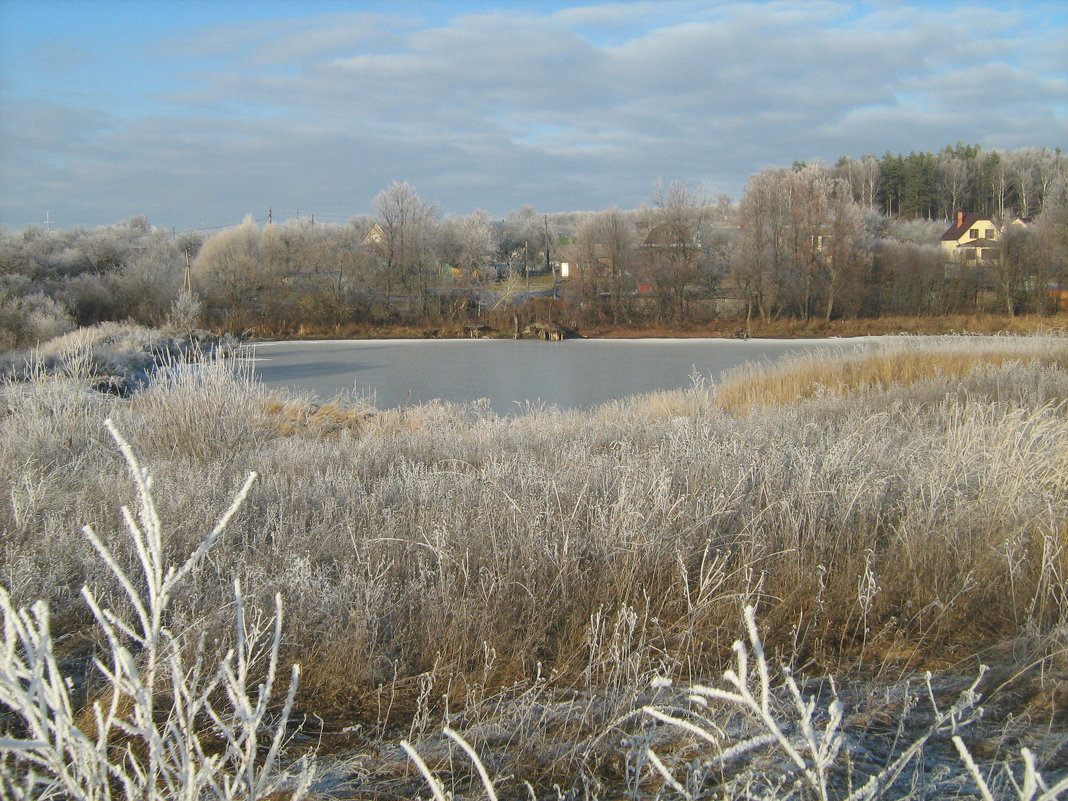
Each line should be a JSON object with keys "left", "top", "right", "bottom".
{"left": 559, "top": 312, "right": 1068, "bottom": 339}
{"left": 266, "top": 312, "right": 1068, "bottom": 342}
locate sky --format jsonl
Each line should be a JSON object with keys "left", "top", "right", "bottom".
{"left": 0, "top": 0, "right": 1065, "bottom": 233}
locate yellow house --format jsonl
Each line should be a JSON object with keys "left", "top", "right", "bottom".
{"left": 940, "top": 212, "right": 999, "bottom": 262}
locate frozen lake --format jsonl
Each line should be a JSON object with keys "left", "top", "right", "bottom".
{"left": 249, "top": 337, "right": 859, "bottom": 415}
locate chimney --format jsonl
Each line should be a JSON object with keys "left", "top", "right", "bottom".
{"left": 956, "top": 210, "right": 964, "bottom": 228}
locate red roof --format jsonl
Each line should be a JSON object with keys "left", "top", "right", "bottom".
{"left": 941, "top": 212, "right": 987, "bottom": 241}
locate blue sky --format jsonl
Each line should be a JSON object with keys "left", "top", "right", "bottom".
{"left": 1, "top": 0, "right": 1066, "bottom": 231}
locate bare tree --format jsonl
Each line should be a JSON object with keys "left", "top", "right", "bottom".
{"left": 113, "top": 231, "right": 183, "bottom": 325}
{"left": 857, "top": 155, "right": 882, "bottom": 211}
{"left": 938, "top": 155, "right": 973, "bottom": 218}
{"left": 987, "top": 153, "right": 1011, "bottom": 219}
{"left": 1035, "top": 174, "right": 1068, "bottom": 302}
{"left": 822, "top": 179, "right": 868, "bottom": 320}
{"left": 573, "top": 208, "right": 637, "bottom": 323}
{"left": 1035, "top": 148, "right": 1068, "bottom": 212}
{"left": 598, "top": 208, "right": 636, "bottom": 323}
{"left": 440, "top": 210, "right": 497, "bottom": 284}
{"left": 734, "top": 166, "right": 867, "bottom": 323}
{"left": 991, "top": 223, "right": 1035, "bottom": 315}
{"left": 1005, "top": 149, "right": 1041, "bottom": 218}
{"left": 570, "top": 213, "right": 601, "bottom": 315}
{"left": 640, "top": 181, "right": 711, "bottom": 321}
{"left": 733, "top": 169, "right": 791, "bottom": 325}
{"left": 785, "top": 164, "right": 830, "bottom": 320}
{"left": 372, "top": 182, "right": 440, "bottom": 317}
{"left": 839, "top": 155, "right": 882, "bottom": 210}
{"left": 289, "top": 223, "right": 373, "bottom": 328}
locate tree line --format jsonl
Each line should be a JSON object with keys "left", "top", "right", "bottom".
{"left": 838, "top": 144, "right": 1064, "bottom": 220}
{"left": 1, "top": 144, "right": 1067, "bottom": 348}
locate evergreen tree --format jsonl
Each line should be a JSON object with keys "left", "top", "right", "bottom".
{"left": 878, "top": 152, "right": 904, "bottom": 216}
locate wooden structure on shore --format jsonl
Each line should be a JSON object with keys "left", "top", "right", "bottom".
{"left": 464, "top": 323, "right": 494, "bottom": 338}
{"left": 523, "top": 321, "right": 570, "bottom": 341}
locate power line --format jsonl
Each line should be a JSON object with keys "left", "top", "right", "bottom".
{"left": 172, "top": 217, "right": 268, "bottom": 236}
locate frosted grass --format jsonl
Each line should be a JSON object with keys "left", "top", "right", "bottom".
{"left": 1, "top": 332, "right": 1066, "bottom": 797}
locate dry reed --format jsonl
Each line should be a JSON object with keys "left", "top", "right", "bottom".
{"left": 2, "top": 331, "right": 1066, "bottom": 797}
{"left": 715, "top": 334, "right": 1068, "bottom": 414}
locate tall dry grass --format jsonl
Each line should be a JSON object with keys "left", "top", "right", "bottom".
{"left": 715, "top": 334, "right": 1068, "bottom": 414}
{"left": 1, "top": 422, "right": 313, "bottom": 800}
{"left": 1, "top": 332, "right": 1066, "bottom": 797}
{"left": 0, "top": 320, "right": 241, "bottom": 395}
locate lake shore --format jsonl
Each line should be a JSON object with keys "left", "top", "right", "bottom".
{"left": 263, "top": 311, "right": 1068, "bottom": 342}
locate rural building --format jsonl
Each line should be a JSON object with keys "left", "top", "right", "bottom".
{"left": 940, "top": 212, "right": 999, "bottom": 263}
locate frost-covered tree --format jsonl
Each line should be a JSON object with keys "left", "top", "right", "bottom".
{"left": 1035, "top": 174, "right": 1068, "bottom": 301}
{"left": 639, "top": 181, "right": 713, "bottom": 321}
{"left": 822, "top": 179, "right": 869, "bottom": 320}
{"left": 837, "top": 154, "right": 882, "bottom": 210}
{"left": 573, "top": 207, "right": 637, "bottom": 323}
{"left": 291, "top": 222, "right": 376, "bottom": 327}
{"left": 937, "top": 154, "right": 973, "bottom": 219}
{"left": 192, "top": 217, "right": 280, "bottom": 326}
{"left": 439, "top": 209, "right": 497, "bottom": 284}
{"left": 733, "top": 166, "right": 868, "bottom": 323}
{"left": 372, "top": 182, "right": 440, "bottom": 314}
{"left": 113, "top": 230, "right": 184, "bottom": 325}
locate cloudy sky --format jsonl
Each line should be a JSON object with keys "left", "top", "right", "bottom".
{"left": 1, "top": 0, "right": 1065, "bottom": 232}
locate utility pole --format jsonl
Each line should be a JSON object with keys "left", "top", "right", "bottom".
{"left": 44, "top": 210, "right": 51, "bottom": 233}
{"left": 544, "top": 214, "right": 551, "bottom": 274}
{"left": 267, "top": 207, "right": 273, "bottom": 225}
{"left": 544, "top": 213, "right": 557, "bottom": 298}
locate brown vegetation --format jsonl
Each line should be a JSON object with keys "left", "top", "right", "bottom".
{"left": 244, "top": 311, "right": 1068, "bottom": 343}
{"left": 714, "top": 332, "right": 1068, "bottom": 414}
{"left": 580, "top": 311, "right": 1068, "bottom": 340}
{"left": 2, "top": 332, "right": 1066, "bottom": 798}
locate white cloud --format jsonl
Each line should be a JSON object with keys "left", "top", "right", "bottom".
{"left": 1, "top": 1, "right": 1066, "bottom": 230}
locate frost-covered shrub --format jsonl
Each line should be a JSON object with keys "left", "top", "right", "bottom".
{"left": 165, "top": 288, "right": 202, "bottom": 335}
{"left": 0, "top": 292, "right": 75, "bottom": 351}
{"left": 0, "top": 322, "right": 242, "bottom": 394}
{"left": 0, "top": 422, "right": 315, "bottom": 800}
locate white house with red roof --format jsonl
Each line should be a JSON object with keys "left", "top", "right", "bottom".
{"left": 940, "top": 212, "right": 1000, "bottom": 263}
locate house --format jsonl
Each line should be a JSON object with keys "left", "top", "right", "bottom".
{"left": 641, "top": 222, "right": 702, "bottom": 251}
{"left": 941, "top": 212, "right": 999, "bottom": 262}
{"left": 362, "top": 222, "right": 385, "bottom": 245}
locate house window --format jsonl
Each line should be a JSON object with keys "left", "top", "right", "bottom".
{"left": 969, "top": 228, "right": 979, "bottom": 238}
